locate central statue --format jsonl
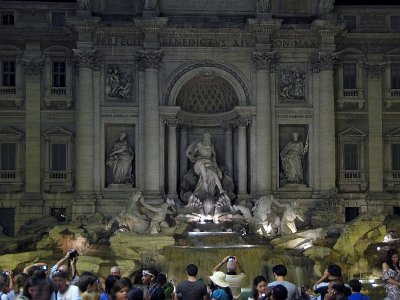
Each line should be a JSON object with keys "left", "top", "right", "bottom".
{"left": 186, "top": 132, "right": 225, "bottom": 199}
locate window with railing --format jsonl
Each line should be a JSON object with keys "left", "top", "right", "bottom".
{"left": 0, "top": 142, "right": 16, "bottom": 179}
{"left": 344, "top": 143, "right": 360, "bottom": 178}
{"left": 2, "top": 61, "right": 15, "bottom": 87}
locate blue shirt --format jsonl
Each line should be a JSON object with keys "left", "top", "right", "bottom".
{"left": 347, "top": 292, "right": 370, "bottom": 300}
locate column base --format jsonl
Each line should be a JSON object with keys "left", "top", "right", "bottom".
{"left": 143, "top": 190, "right": 163, "bottom": 203}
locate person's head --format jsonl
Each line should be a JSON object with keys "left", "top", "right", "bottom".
{"left": 105, "top": 275, "right": 120, "bottom": 295}
{"left": 272, "top": 265, "right": 287, "bottom": 277}
{"left": 252, "top": 275, "right": 268, "bottom": 298}
{"left": 270, "top": 284, "right": 288, "bottom": 300}
{"left": 156, "top": 273, "right": 167, "bottom": 286}
{"left": 119, "top": 131, "right": 127, "bottom": 141}
{"left": 292, "top": 132, "right": 299, "bottom": 141}
{"left": 142, "top": 269, "right": 157, "bottom": 285}
{"left": 327, "top": 280, "right": 345, "bottom": 299}
{"left": 52, "top": 271, "right": 69, "bottom": 294}
{"left": 78, "top": 275, "right": 98, "bottom": 293}
{"left": 202, "top": 132, "right": 211, "bottom": 145}
{"left": 386, "top": 249, "right": 399, "bottom": 268}
{"left": 128, "top": 287, "right": 143, "bottom": 300}
{"left": 111, "top": 266, "right": 121, "bottom": 277}
{"left": 226, "top": 257, "right": 237, "bottom": 274}
{"left": 327, "top": 264, "right": 342, "bottom": 278}
{"left": 110, "top": 279, "right": 131, "bottom": 300}
{"left": 348, "top": 279, "right": 362, "bottom": 293}
{"left": 23, "top": 277, "right": 41, "bottom": 300}
{"left": 186, "top": 264, "right": 198, "bottom": 277}
{"left": 209, "top": 271, "right": 229, "bottom": 290}
{"left": 58, "top": 265, "right": 68, "bottom": 273}
{"left": 14, "top": 272, "right": 29, "bottom": 290}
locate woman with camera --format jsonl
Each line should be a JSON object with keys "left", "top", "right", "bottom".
{"left": 208, "top": 272, "right": 233, "bottom": 300}
{"left": 212, "top": 256, "right": 245, "bottom": 300}
{"left": 249, "top": 276, "right": 271, "bottom": 300}
{"left": 382, "top": 248, "right": 400, "bottom": 299}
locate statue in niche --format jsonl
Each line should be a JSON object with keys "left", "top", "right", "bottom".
{"left": 256, "top": 0, "right": 271, "bottom": 13}
{"left": 280, "top": 69, "right": 306, "bottom": 101}
{"left": 186, "top": 132, "right": 226, "bottom": 199}
{"left": 280, "top": 200, "right": 304, "bottom": 234}
{"left": 78, "top": 0, "right": 91, "bottom": 10}
{"left": 280, "top": 131, "right": 309, "bottom": 184}
{"left": 144, "top": 0, "right": 158, "bottom": 11}
{"left": 106, "top": 131, "right": 134, "bottom": 184}
{"left": 317, "top": 0, "right": 335, "bottom": 16}
{"left": 105, "top": 67, "right": 134, "bottom": 99}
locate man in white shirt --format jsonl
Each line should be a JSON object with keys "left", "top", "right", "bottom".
{"left": 267, "top": 264, "right": 299, "bottom": 300}
{"left": 212, "top": 256, "right": 246, "bottom": 300}
{"left": 51, "top": 271, "right": 80, "bottom": 300}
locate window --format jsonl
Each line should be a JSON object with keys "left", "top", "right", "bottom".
{"left": 344, "top": 15, "right": 356, "bottom": 31}
{"left": 53, "top": 62, "right": 66, "bottom": 87}
{"left": 391, "top": 16, "right": 400, "bottom": 31}
{"left": 0, "top": 142, "right": 16, "bottom": 171}
{"left": 1, "top": 12, "right": 14, "bottom": 25}
{"left": 344, "top": 143, "right": 359, "bottom": 171}
{"left": 392, "top": 144, "right": 400, "bottom": 170}
{"left": 52, "top": 12, "right": 65, "bottom": 27}
{"left": 2, "top": 61, "right": 15, "bottom": 87}
{"left": 343, "top": 63, "right": 357, "bottom": 89}
{"left": 51, "top": 143, "right": 66, "bottom": 171}
{"left": 391, "top": 63, "right": 400, "bottom": 89}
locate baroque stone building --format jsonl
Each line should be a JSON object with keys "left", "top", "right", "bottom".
{"left": 0, "top": 0, "right": 400, "bottom": 235}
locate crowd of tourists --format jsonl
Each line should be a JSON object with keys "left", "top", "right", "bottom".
{"left": 1, "top": 248, "right": 399, "bottom": 300}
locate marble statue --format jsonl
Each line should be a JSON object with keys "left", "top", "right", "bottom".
{"left": 144, "top": 0, "right": 158, "bottom": 10}
{"left": 186, "top": 132, "right": 225, "bottom": 198}
{"left": 280, "top": 69, "right": 306, "bottom": 101}
{"left": 318, "top": 0, "right": 335, "bottom": 15}
{"left": 252, "top": 195, "right": 285, "bottom": 237}
{"left": 78, "top": 0, "right": 91, "bottom": 10}
{"left": 106, "top": 191, "right": 149, "bottom": 233}
{"left": 256, "top": 0, "right": 271, "bottom": 13}
{"left": 139, "top": 197, "right": 176, "bottom": 234}
{"left": 106, "top": 131, "right": 134, "bottom": 184}
{"left": 280, "top": 131, "right": 309, "bottom": 184}
{"left": 280, "top": 200, "right": 304, "bottom": 234}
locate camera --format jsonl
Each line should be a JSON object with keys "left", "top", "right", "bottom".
{"left": 68, "top": 249, "right": 79, "bottom": 260}
{"left": 1, "top": 271, "right": 8, "bottom": 277}
{"left": 228, "top": 256, "right": 235, "bottom": 261}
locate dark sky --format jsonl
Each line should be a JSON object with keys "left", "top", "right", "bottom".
{"left": 4, "top": 0, "right": 400, "bottom": 3}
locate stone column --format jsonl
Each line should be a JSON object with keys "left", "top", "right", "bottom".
{"left": 366, "top": 62, "right": 385, "bottom": 192}
{"left": 73, "top": 49, "right": 100, "bottom": 196}
{"left": 237, "top": 118, "right": 251, "bottom": 196}
{"left": 311, "top": 53, "right": 336, "bottom": 190}
{"left": 166, "top": 118, "right": 178, "bottom": 196}
{"left": 223, "top": 123, "right": 235, "bottom": 178}
{"left": 22, "top": 58, "right": 43, "bottom": 195}
{"left": 252, "top": 51, "right": 278, "bottom": 194}
{"left": 179, "top": 125, "right": 189, "bottom": 180}
{"left": 137, "top": 49, "right": 163, "bottom": 196}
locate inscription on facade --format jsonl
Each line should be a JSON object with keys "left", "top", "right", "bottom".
{"left": 160, "top": 37, "right": 255, "bottom": 47}
{"left": 272, "top": 39, "right": 319, "bottom": 48}
{"left": 162, "top": 0, "right": 252, "bottom": 10}
{"left": 95, "top": 36, "right": 142, "bottom": 47}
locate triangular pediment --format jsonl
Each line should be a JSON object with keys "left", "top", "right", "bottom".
{"left": 338, "top": 127, "right": 366, "bottom": 137}
{"left": 386, "top": 128, "right": 400, "bottom": 137}
{"left": 44, "top": 126, "right": 73, "bottom": 137}
{"left": 0, "top": 126, "right": 22, "bottom": 137}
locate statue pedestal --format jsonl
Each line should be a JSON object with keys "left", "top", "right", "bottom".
{"left": 76, "top": 9, "right": 92, "bottom": 18}
{"left": 107, "top": 184, "right": 134, "bottom": 190}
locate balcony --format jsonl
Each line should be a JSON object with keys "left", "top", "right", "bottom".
{"left": 0, "top": 169, "right": 23, "bottom": 191}
{"left": 43, "top": 87, "right": 73, "bottom": 109}
{"left": 0, "top": 86, "right": 23, "bottom": 108}
{"left": 43, "top": 169, "right": 73, "bottom": 192}
{"left": 385, "top": 170, "right": 400, "bottom": 191}
{"left": 338, "top": 169, "right": 367, "bottom": 192}
{"left": 337, "top": 89, "right": 365, "bottom": 110}
{"left": 384, "top": 89, "right": 400, "bottom": 109}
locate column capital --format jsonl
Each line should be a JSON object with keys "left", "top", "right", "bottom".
{"left": 137, "top": 49, "right": 163, "bottom": 71}
{"left": 237, "top": 118, "right": 252, "bottom": 127}
{"left": 222, "top": 122, "right": 237, "bottom": 131}
{"left": 253, "top": 51, "right": 279, "bottom": 72}
{"left": 73, "top": 49, "right": 102, "bottom": 70}
{"left": 311, "top": 52, "right": 337, "bottom": 73}
{"left": 164, "top": 118, "right": 179, "bottom": 127}
{"left": 21, "top": 58, "right": 44, "bottom": 76}
{"left": 365, "top": 62, "right": 385, "bottom": 79}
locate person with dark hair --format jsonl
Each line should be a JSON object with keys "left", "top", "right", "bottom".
{"left": 324, "top": 281, "right": 346, "bottom": 300}
{"left": 270, "top": 284, "right": 288, "bottom": 300}
{"left": 78, "top": 275, "right": 100, "bottom": 300}
{"left": 127, "top": 287, "right": 143, "bottom": 300}
{"left": 249, "top": 276, "right": 270, "bottom": 300}
{"left": 101, "top": 275, "right": 121, "bottom": 300}
{"left": 313, "top": 264, "right": 343, "bottom": 300}
{"left": 156, "top": 273, "right": 174, "bottom": 300}
{"left": 142, "top": 269, "right": 164, "bottom": 300}
{"left": 23, "top": 277, "right": 41, "bottom": 300}
{"left": 267, "top": 265, "right": 299, "bottom": 300}
{"left": 111, "top": 279, "right": 131, "bottom": 300}
{"left": 347, "top": 279, "right": 369, "bottom": 300}
{"left": 382, "top": 249, "right": 400, "bottom": 299}
{"left": 175, "top": 264, "right": 208, "bottom": 300}
{"left": 50, "top": 271, "right": 80, "bottom": 300}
